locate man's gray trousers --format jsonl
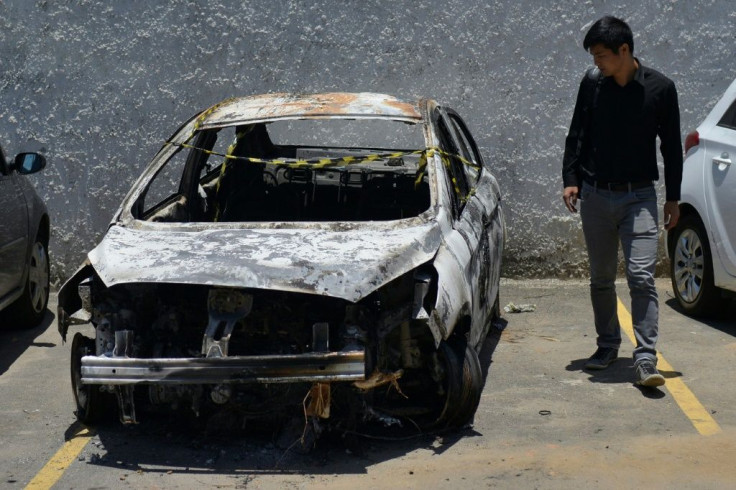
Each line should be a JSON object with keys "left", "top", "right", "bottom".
{"left": 580, "top": 181, "right": 659, "bottom": 366}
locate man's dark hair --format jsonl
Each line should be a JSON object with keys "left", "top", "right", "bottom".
{"left": 583, "top": 16, "right": 634, "bottom": 55}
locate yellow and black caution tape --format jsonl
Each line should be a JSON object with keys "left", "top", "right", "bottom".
{"left": 168, "top": 98, "right": 477, "bottom": 185}
{"left": 166, "top": 139, "right": 479, "bottom": 203}
{"left": 162, "top": 100, "right": 483, "bottom": 212}
{"left": 167, "top": 141, "right": 478, "bottom": 172}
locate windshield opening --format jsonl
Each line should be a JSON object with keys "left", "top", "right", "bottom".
{"left": 136, "top": 119, "right": 431, "bottom": 223}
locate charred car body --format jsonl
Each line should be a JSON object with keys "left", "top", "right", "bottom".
{"left": 58, "top": 93, "right": 505, "bottom": 433}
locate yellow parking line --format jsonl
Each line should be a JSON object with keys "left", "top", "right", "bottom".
{"left": 617, "top": 298, "right": 721, "bottom": 436}
{"left": 25, "top": 423, "right": 94, "bottom": 489}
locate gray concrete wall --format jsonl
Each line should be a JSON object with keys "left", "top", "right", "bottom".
{"left": 1, "top": 0, "right": 734, "bottom": 283}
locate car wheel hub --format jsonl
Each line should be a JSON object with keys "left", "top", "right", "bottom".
{"left": 28, "top": 241, "right": 49, "bottom": 313}
{"left": 673, "top": 229, "right": 704, "bottom": 304}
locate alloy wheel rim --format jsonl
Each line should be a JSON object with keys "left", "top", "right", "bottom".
{"left": 673, "top": 229, "right": 705, "bottom": 304}
{"left": 28, "top": 241, "right": 49, "bottom": 313}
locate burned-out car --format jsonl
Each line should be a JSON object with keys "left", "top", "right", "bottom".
{"left": 58, "top": 93, "right": 505, "bottom": 434}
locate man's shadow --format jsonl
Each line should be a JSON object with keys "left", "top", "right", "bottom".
{"left": 566, "top": 357, "right": 680, "bottom": 399}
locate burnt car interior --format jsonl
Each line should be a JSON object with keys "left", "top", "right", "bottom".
{"left": 136, "top": 120, "right": 432, "bottom": 223}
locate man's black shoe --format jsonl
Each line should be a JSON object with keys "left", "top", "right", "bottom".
{"left": 635, "top": 360, "right": 665, "bottom": 387}
{"left": 584, "top": 347, "right": 618, "bottom": 370}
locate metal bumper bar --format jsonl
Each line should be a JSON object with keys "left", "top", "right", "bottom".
{"left": 80, "top": 350, "right": 365, "bottom": 385}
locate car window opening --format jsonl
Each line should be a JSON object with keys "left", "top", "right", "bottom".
{"left": 141, "top": 120, "right": 431, "bottom": 223}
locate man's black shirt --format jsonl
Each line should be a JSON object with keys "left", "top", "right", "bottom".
{"left": 562, "top": 60, "right": 683, "bottom": 201}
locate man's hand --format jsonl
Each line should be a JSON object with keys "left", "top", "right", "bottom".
{"left": 663, "top": 200, "right": 680, "bottom": 230}
{"left": 563, "top": 186, "right": 579, "bottom": 213}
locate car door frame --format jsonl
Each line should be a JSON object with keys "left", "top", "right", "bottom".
{"left": 444, "top": 108, "right": 503, "bottom": 348}
{"left": 431, "top": 106, "right": 500, "bottom": 350}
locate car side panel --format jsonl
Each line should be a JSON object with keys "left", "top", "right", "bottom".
{"left": 430, "top": 228, "right": 473, "bottom": 346}
{"left": 428, "top": 175, "right": 504, "bottom": 351}
{"left": 469, "top": 172, "right": 504, "bottom": 350}
{"left": 702, "top": 126, "right": 736, "bottom": 281}
{"left": 425, "top": 149, "right": 474, "bottom": 348}
{"left": 442, "top": 109, "right": 504, "bottom": 350}
{"left": 459, "top": 176, "right": 502, "bottom": 351}
{"left": 0, "top": 172, "right": 28, "bottom": 304}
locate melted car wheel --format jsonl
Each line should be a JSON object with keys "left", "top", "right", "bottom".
{"left": 71, "top": 333, "right": 113, "bottom": 424}
{"left": 370, "top": 334, "right": 484, "bottom": 432}
{"left": 433, "top": 336, "right": 483, "bottom": 430}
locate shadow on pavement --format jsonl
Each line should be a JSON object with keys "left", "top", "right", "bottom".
{"left": 72, "top": 410, "right": 483, "bottom": 477}
{"left": 660, "top": 368, "right": 683, "bottom": 379}
{"left": 479, "top": 320, "right": 504, "bottom": 383}
{"left": 566, "top": 358, "right": 675, "bottom": 399}
{"left": 663, "top": 297, "right": 736, "bottom": 336}
{"left": 0, "top": 308, "right": 56, "bottom": 376}
{"left": 633, "top": 384, "right": 666, "bottom": 398}
{"left": 565, "top": 358, "right": 637, "bottom": 384}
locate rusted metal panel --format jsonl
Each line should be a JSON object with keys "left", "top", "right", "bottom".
{"left": 197, "top": 93, "right": 422, "bottom": 129}
{"left": 87, "top": 220, "right": 443, "bottom": 303}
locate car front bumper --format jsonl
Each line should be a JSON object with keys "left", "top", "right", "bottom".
{"left": 80, "top": 350, "right": 366, "bottom": 385}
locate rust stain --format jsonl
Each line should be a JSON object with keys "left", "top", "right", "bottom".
{"left": 303, "top": 92, "right": 360, "bottom": 116}
{"left": 200, "top": 92, "right": 421, "bottom": 126}
{"left": 385, "top": 98, "right": 420, "bottom": 115}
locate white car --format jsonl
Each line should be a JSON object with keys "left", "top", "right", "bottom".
{"left": 668, "top": 78, "right": 736, "bottom": 316}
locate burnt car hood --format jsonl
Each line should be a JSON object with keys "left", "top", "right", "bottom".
{"left": 87, "top": 221, "right": 442, "bottom": 303}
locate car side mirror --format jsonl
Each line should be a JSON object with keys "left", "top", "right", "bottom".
{"left": 14, "top": 152, "right": 46, "bottom": 175}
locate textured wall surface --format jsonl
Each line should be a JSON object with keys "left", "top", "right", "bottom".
{"left": 1, "top": 0, "right": 734, "bottom": 283}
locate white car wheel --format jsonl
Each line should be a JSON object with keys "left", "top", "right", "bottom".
{"left": 673, "top": 228, "right": 705, "bottom": 303}
{"left": 670, "top": 215, "right": 726, "bottom": 316}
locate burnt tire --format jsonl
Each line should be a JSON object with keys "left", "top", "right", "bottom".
{"left": 434, "top": 335, "right": 483, "bottom": 430}
{"left": 4, "top": 238, "right": 49, "bottom": 329}
{"left": 670, "top": 214, "right": 727, "bottom": 317}
{"left": 71, "top": 333, "right": 114, "bottom": 425}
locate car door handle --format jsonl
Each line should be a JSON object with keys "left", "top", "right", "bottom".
{"left": 713, "top": 152, "right": 731, "bottom": 166}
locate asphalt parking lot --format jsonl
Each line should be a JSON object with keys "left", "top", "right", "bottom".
{"left": 2, "top": 278, "right": 735, "bottom": 489}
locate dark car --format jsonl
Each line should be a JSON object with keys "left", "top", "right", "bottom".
{"left": 0, "top": 145, "right": 50, "bottom": 328}
{"left": 58, "top": 93, "right": 505, "bottom": 438}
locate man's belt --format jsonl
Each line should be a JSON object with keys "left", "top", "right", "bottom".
{"left": 586, "top": 180, "right": 653, "bottom": 192}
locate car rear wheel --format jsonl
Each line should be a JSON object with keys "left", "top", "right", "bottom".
{"left": 670, "top": 214, "right": 727, "bottom": 316}
{"left": 5, "top": 238, "right": 49, "bottom": 328}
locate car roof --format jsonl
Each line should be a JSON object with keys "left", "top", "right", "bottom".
{"left": 195, "top": 92, "right": 424, "bottom": 128}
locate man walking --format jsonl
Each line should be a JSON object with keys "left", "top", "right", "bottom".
{"left": 561, "top": 16, "right": 683, "bottom": 387}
